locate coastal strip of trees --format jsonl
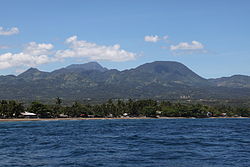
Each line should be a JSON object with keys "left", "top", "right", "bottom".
{"left": 0, "top": 98, "right": 250, "bottom": 119}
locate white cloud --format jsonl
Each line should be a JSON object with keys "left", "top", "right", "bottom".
{"left": 24, "top": 42, "right": 53, "bottom": 56}
{"left": 0, "top": 36, "right": 137, "bottom": 70}
{"left": 170, "top": 41, "right": 204, "bottom": 51}
{"left": 0, "top": 27, "right": 19, "bottom": 36}
{"left": 56, "top": 35, "right": 136, "bottom": 62}
{"left": 0, "top": 42, "right": 54, "bottom": 69}
{"left": 144, "top": 35, "right": 160, "bottom": 42}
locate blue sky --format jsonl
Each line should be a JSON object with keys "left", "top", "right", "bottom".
{"left": 0, "top": 0, "right": 249, "bottom": 78}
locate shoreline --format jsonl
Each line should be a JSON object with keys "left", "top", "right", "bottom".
{"left": 0, "top": 117, "right": 249, "bottom": 122}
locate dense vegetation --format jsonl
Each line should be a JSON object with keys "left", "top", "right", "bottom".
{"left": 1, "top": 98, "right": 250, "bottom": 119}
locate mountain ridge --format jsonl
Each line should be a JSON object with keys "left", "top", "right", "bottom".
{"left": 0, "top": 61, "right": 250, "bottom": 101}
{"left": 209, "top": 75, "right": 250, "bottom": 88}
{"left": 14, "top": 61, "right": 250, "bottom": 80}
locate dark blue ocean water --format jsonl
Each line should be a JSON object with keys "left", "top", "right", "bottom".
{"left": 0, "top": 119, "right": 250, "bottom": 167}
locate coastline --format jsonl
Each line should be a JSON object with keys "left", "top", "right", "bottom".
{"left": 0, "top": 117, "right": 249, "bottom": 122}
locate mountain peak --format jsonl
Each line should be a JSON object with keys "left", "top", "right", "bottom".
{"left": 17, "top": 67, "right": 48, "bottom": 80}
{"left": 27, "top": 67, "right": 38, "bottom": 71}
{"left": 132, "top": 61, "right": 207, "bottom": 86}
{"left": 136, "top": 61, "right": 197, "bottom": 75}
{"left": 65, "top": 62, "right": 108, "bottom": 72}
{"left": 19, "top": 67, "right": 40, "bottom": 75}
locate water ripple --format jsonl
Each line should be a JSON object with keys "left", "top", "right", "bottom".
{"left": 0, "top": 119, "right": 250, "bottom": 166}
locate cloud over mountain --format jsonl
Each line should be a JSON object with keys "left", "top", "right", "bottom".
{"left": 0, "top": 42, "right": 54, "bottom": 69}
{"left": 0, "top": 36, "right": 137, "bottom": 70}
{"left": 56, "top": 36, "right": 136, "bottom": 62}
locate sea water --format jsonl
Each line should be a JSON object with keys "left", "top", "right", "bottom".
{"left": 0, "top": 118, "right": 250, "bottom": 167}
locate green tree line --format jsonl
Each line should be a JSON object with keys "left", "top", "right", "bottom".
{"left": 0, "top": 98, "right": 250, "bottom": 118}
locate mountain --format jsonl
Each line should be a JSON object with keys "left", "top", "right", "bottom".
{"left": 17, "top": 68, "right": 49, "bottom": 80}
{"left": 0, "top": 61, "right": 250, "bottom": 101}
{"left": 209, "top": 75, "right": 250, "bottom": 88}
{"left": 65, "top": 62, "right": 108, "bottom": 72}
{"left": 46, "top": 62, "right": 108, "bottom": 80}
{"left": 121, "top": 61, "right": 208, "bottom": 86}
